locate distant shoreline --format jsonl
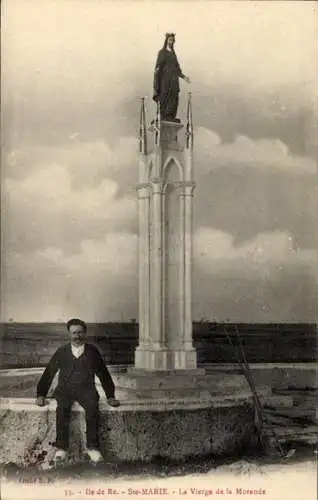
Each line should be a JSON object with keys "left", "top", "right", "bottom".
{"left": 1, "top": 322, "right": 316, "bottom": 367}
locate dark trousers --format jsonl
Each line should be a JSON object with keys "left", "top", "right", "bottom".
{"left": 54, "top": 387, "right": 100, "bottom": 451}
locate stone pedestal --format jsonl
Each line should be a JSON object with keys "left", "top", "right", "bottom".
{"left": 117, "top": 367, "right": 271, "bottom": 401}
{"left": 134, "top": 100, "right": 196, "bottom": 376}
{"left": 120, "top": 367, "right": 209, "bottom": 399}
{"left": 126, "top": 96, "right": 246, "bottom": 403}
{"left": 0, "top": 397, "right": 261, "bottom": 465}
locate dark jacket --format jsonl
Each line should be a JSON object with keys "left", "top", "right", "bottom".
{"left": 36, "top": 343, "right": 115, "bottom": 400}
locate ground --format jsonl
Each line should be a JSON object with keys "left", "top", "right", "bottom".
{"left": 1, "top": 452, "right": 317, "bottom": 500}
{"left": 1, "top": 368, "right": 317, "bottom": 500}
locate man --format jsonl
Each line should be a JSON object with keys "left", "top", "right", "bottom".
{"left": 153, "top": 33, "right": 190, "bottom": 122}
{"left": 36, "top": 318, "right": 120, "bottom": 464}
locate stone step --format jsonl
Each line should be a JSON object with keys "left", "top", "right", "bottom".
{"left": 275, "top": 388, "right": 318, "bottom": 405}
{"left": 203, "top": 364, "right": 318, "bottom": 392}
{"left": 117, "top": 370, "right": 251, "bottom": 391}
{"left": 119, "top": 387, "right": 212, "bottom": 400}
{"left": 262, "top": 394, "right": 293, "bottom": 408}
{"left": 263, "top": 411, "right": 315, "bottom": 427}
{"left": 269, "top": 425, "right": 318, "bottom": 445}
{"left": 265, "top": 406, "right": 317, "bottom": 421}
{"left": 270, "top": 368, "right": 318, "bottom": 389}
{"left": 118, "top": 385, "right": 272, "bottom": 404}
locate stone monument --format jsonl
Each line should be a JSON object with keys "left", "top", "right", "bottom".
{"left": 118, "top": 96, "right": 246, "bottom": 401}
{"left": 116, "top": 35, "right": 271, "bottom": 403}
{"left": 134, "top": 95, "right": 197, "bottom": 371}
{"left": 118, "top": 96, "right": 206, "bottom": 399}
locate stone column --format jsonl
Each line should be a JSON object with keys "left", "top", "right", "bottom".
{"left": 184, "top": 182, "right": 196, "bottom": 351}
{"left": 178, "top": 184, "right": 186, "bottom": 345}
{"left": 134, "top": 97, "right": 152, "bottom": 369}
{"left": 150, "top": 179, "right": 164, "bottom": 349}
{"left": 136, "top": 183, "right": 150, "bottom": 347}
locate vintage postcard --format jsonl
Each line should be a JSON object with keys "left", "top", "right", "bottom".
{"left": 1, "top": 1, "right": 317, "bottom": 499}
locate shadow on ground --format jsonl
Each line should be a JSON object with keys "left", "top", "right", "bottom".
{"left": 1, "top": 443, "right": 316, "bottom": 484}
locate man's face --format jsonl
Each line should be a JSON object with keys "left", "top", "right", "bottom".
{"left": 69, "top": 324, "right": 86, "bottom": 346}
{"left": 167, "top": 36, "right": 175, "bottom": 48}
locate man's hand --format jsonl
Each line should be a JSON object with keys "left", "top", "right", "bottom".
{"left": 107, "top": 397, "right": 120, "bottom": 408}
{"left": 184, "top": 76, "right": 191, "bottom": 84}
{"left": 36, "top": 396, "right": 46, "bottom": 407}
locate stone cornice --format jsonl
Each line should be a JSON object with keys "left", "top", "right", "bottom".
{"left": 136, "top": 180, "right": 196, "bottom": 193}
{"left": 136, "top": 182, "right": 150, "bottom": 191}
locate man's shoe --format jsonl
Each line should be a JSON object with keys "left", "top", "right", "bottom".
{"left": 54, "top": 449, "right": 67, "bottom": 464}
{"left": 87, "top": 449, "right": 103, "bottom": 464}
{"left": 107, "top": 397, "right": 120, "bottom": 407}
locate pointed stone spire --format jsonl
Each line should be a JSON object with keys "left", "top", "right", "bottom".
{"left": 186, "top": 92, "right": 193, "bottom": 149}
{"left": 139, "top": 97, "right": 147, "bottom": 155}
{"left": 154, "top": 101, "right": 161, "bottom": 148}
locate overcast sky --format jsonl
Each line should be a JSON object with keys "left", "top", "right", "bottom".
{"left": 1, "top": 0, "right": 318, "bottom": 322}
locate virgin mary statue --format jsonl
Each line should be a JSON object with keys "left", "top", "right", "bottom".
{"left": 153, "top": 33, "right": 190, "bottom": 122}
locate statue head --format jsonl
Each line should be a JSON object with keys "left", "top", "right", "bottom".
{"left": 163, "top": 32, "right": 176, "bottom": 50}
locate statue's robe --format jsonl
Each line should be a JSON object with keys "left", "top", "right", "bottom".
{"left": 153, "top": 48, "right": 184, "bottom": 121}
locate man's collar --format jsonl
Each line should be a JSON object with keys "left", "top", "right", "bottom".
{"left": 70, "top": 343, "right": 85, "bottom": 357}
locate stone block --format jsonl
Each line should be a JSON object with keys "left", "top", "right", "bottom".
{"left": 263, "top": 394, "right": 294, "bottom": 408}
{"left": 0, "top": 398, "right": 256, "bottom": 465}
{"left": 257, "top": 366, "right": 318, "bottom": 390}
{"left": 116, "top": 369, "right": 267, "bottom": 401}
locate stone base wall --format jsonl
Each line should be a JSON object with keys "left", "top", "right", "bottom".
{"left": 0, "top": 400, "right": 256, "bottom": 465}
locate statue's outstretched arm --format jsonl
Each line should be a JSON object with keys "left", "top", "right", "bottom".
{"left": 176, "top": 56, "right": 190, "bottom": 84}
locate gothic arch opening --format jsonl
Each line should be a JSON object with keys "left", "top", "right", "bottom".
{"left": 164, "top": 162, "right": 182, "bottom": 347}
{"left": 163, "top": 156, "right": 183, "bottom": 182}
